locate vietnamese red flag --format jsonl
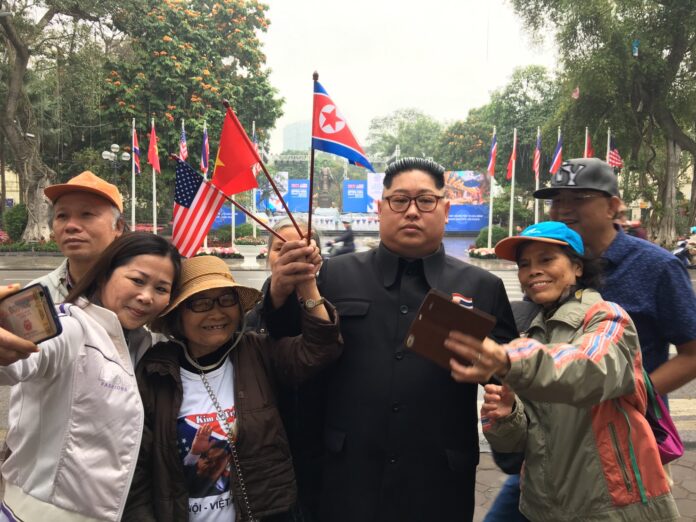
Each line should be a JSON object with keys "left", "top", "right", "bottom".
{"left": 506, "top": 138, "right": 517, "bottom": 181}
{"left": 147, "top": 121, "right": 161, "bottom": 174}
{"left": 584, "top": 131, "right": 594, "bottom": 158}
{"left": 211, "top": 109, "right": 259, "bottom": 196}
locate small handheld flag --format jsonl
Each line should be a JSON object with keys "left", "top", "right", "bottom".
{"left": 487, "top": 131, "right": 498, "bottom": 177}
{"left": 211, "top": 109, "right": 260, "bottom": 196}
{"left": 172, "top": 160, "right": 226, "bottom": 258}
{"left": 312, "top": 80, "right": 374, "bottom": 172}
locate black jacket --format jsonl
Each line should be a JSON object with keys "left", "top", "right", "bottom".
{"left": 124, "top": 307, "right": 342, "bottom": 521}
{"left": 266, "top": 243, "right": 517, "bottom": 522}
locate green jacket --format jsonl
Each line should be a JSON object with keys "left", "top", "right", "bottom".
{"left": 484, "top": 289, "right": 678, "bottom": 522}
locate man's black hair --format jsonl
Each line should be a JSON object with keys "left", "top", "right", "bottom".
{"left": 383, "top": 157, "right": 445, "bottom": 189}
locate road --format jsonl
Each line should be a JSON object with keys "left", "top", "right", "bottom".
{"left": 0, "top": 264, "right": 695, "bottom": 447}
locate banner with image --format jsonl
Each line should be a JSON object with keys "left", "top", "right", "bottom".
{"left": 342, "top": 180, "right": 368, "bottom": 213}
{"left": 444, "top": 170, "right": 489, "bottom": 232}
{"left": 285, "top": 179, "right": 310, "bottom": 212}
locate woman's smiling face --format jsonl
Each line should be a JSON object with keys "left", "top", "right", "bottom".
{"left": 517, "top": 242, "right": 583, "bottom": 306}
{"left": 180, "top": 287, "right": 241, "bottom": 358}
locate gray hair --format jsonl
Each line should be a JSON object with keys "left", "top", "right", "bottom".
{"left": 266, "top": 218, "right": 321, "bottom": 264}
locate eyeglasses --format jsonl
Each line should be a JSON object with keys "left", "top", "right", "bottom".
{"left": 185, "top": 291, "right": 239, "bottom": 313}
{"left": 384, "top": 194, "right": 444, "bottom": 213}
{"left": 546, "top": 194, "right": 608, "bottom": 207}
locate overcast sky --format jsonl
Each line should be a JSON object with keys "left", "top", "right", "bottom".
{"left": 260, "top": 0, "right": 557, "bottom": 153}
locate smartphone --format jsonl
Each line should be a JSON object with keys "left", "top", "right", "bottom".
{"left": 0, "top": 283, "right": 62, "bottom": 344}
{"left": 405, "top": 289, "right": 496, "bottom": 370}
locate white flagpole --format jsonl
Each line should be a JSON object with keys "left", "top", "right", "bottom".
{"left": 584, "top": 127, "right": 589, "bottom": 158}
{"left": 131, "top": 118, "right": 136, "bottom": 230}
{"left": 606, "top": 127, "right": 611, "bottom": 162}
{"left": 508, "top": 128, "right": 517, "bottom": 237}
{"left": 534, "top": 126, "right": 540, "bottom": 224}
{"left": 151, "top": 117, "right": 157, "bottom": 235}
{"left": 487, "top": 126, "right": 496, "bottom": 248}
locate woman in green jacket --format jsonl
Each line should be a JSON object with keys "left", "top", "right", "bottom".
{"left": 445, "top": 221, "right": 678, "bottom": 522}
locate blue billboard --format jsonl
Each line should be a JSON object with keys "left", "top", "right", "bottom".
{"left": 285, "top": 179, "right": 310, "bottom": 212}
{"left": 446, "top": 204, "right": 489, "bottom": 232}
{"left": 211, "top": 206, "right": 247, "bottom": 230}
{"left": 342, "top": 180, "right": 368, "bottom": 212}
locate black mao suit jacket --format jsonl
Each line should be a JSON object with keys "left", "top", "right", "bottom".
{"left": 267, "top": 243, "right": 517, "bottom": 522}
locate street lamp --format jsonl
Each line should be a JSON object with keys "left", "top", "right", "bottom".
{"left": 101, "top": 143, "right": 130, "bottom": 170}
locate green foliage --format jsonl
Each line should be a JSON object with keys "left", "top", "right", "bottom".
{"left": 209, "top": 223, "right": 258, "bottom": 244}
{"left": 235, "top": 223, "right": 254, "bottom": 237}
{"left": 103, "top": 0, "right": 283, "bottom": 160}
{"left": 4, "top": 204, "right": 28, "bottom": 242}
{"left": 475, "top": 226, "right": 508, "bottom": 248}
{"left": 366, "top": 108, "right": 443, "bottom": 160}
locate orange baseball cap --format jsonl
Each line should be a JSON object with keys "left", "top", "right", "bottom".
{"left": 44, "top": 171, "right": 123, "bottom": 212}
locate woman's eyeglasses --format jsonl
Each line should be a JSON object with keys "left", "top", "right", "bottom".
{"left": 185, "top": 292, "right": 239, "bottom": 313}
{"left": 383, "top": 194, "right": 444, "bottom": 213}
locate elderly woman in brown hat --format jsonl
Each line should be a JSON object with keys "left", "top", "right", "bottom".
{"left": 125, "top": 247, "right": 342, "bottom": 522}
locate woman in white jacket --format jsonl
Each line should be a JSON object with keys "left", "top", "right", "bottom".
{"left": 0, "top": 232, "right": 181, "bottom": 522}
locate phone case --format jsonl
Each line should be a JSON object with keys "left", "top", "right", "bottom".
{"left": 0, "top": 283, "right": 62, "bottom": 344}
{"left": 405, "top": 289, "right": 496, "bottom": 370}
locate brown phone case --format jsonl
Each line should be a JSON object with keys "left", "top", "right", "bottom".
{"left": 405, "top": 289, "right": 497, "bottom": 369}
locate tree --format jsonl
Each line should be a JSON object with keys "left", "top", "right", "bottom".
{"left": 510, "top": 0, "right": 696, "bottom": 245}
{"left": 366, "top": 108, "right": 443, "bottom": 160}
{"left": 0, "top": 1, "right": 120, "bottom": 241}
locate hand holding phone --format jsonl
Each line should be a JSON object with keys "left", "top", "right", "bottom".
{"left": 0, "top": 284, "right": 52, "bottom": 366}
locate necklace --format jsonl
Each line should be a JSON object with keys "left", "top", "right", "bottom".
{"left": 183, "top": 316, "right": 248, "bottom": 372}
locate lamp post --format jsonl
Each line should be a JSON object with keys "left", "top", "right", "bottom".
{"left": 101, "top": 143, "right": 130, "bottom": 170}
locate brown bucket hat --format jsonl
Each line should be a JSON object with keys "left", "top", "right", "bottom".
{"left": 158, "top": 255, "right": 262, "bottom": 319}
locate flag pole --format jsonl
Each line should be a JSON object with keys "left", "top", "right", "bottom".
{"left": 584, "top": 127, "right": 589, "bottom": 158}
{"left": 306, "top": 71, "right": 319, "bottom": 246}
{"left": 487, "top": 126, "right": 496, "bottom": 249}
{"left": 131, "top": 118, "right": 136, "bottom": 230}
{"left": 534, "top": 126, "right": 540, "bottom": 224}
{"left": 606, "top": 127, "right": 611, "bottom": 163}
{"left": 508, "top": 127, "right": 517, "bottom": 237}
{"left": 221, "top": 100, "right": 302, "bottom": 238}
{"left": 151, "top": 117, "right": 157, "bottom": 235}
{"left": 251, "top": 120, "right": 257, "bottom": 239}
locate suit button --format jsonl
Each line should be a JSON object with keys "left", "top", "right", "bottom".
{"left": 392, "top": 402, "right": 400, "bottom": 412}
{"left": 395, "top": 351, "right": 404, "bottom": 360}
{"left": 399, "top": 305, "right": 408, "bottom": 314}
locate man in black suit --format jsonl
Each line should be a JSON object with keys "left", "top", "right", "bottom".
{"left": 267, "top": 157, "right": 517, "bottom": 522}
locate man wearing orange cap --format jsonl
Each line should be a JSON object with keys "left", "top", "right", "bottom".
{"left": 29, "top": 171, "right": 126, "bottom": 302}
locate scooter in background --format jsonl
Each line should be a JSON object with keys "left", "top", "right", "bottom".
{"left": 672, "top": 240, "right": 696, "bottom": 269}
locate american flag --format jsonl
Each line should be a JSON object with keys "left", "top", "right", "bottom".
{"left": 179, "top": 124, "right": 188, "bottom": 160}
{"left": 532, "top": 132, "right": 541, "bottom": 180}
{"left": 172, "top": 160, "right": 226, "bottom": 258}
{"left": 487, "top": 132, "right": 497, "bottom": 177}
{"left": 200, "top": 124, "right": 209, "bottom": 175}
{"left": 607, "top": 137, "right": 623, "bottom": 169}
{"left": 132, "top": 128, "right": 141, "bottom": 175}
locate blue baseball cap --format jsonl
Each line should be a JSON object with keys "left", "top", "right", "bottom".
{"left": 494, "top": 221, "right": 585, "bottom": 262}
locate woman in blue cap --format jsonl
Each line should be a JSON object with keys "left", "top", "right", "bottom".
{"left": 445, "top": 221, "right": 678, "bottom": 521}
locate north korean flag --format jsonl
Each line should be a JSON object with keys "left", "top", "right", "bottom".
{"left": 312, "top": 81, "right": 374, "bottom": 172}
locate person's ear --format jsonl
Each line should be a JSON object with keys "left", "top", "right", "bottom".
{"left": 376, "top": 199, "right": 383, "bottom": 216}
{"left": 608, "top": 196, "right": 623, "bottom": 220}
{"left": 443, "top": 198, "right": 451, "bottom": 224}
{"left": 573, "top": 261, "right": 583, "bottom": 279}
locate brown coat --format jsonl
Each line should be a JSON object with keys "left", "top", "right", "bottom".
{"left": 124, "top": 305, "right": 342, "bottom": 521}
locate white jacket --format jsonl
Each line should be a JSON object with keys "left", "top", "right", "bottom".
{"left": 0, "top": 300, "right": 147, "bottom": 521}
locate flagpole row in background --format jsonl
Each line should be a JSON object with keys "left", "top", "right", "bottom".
{"left": 533, "top": 126, "right": 541, "bottom": 224}
{"left": 508, "top": 127, "right": 517, "bottom": 237}
{"left": 131, "top": 118, "right": 137, "bottom": 230}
